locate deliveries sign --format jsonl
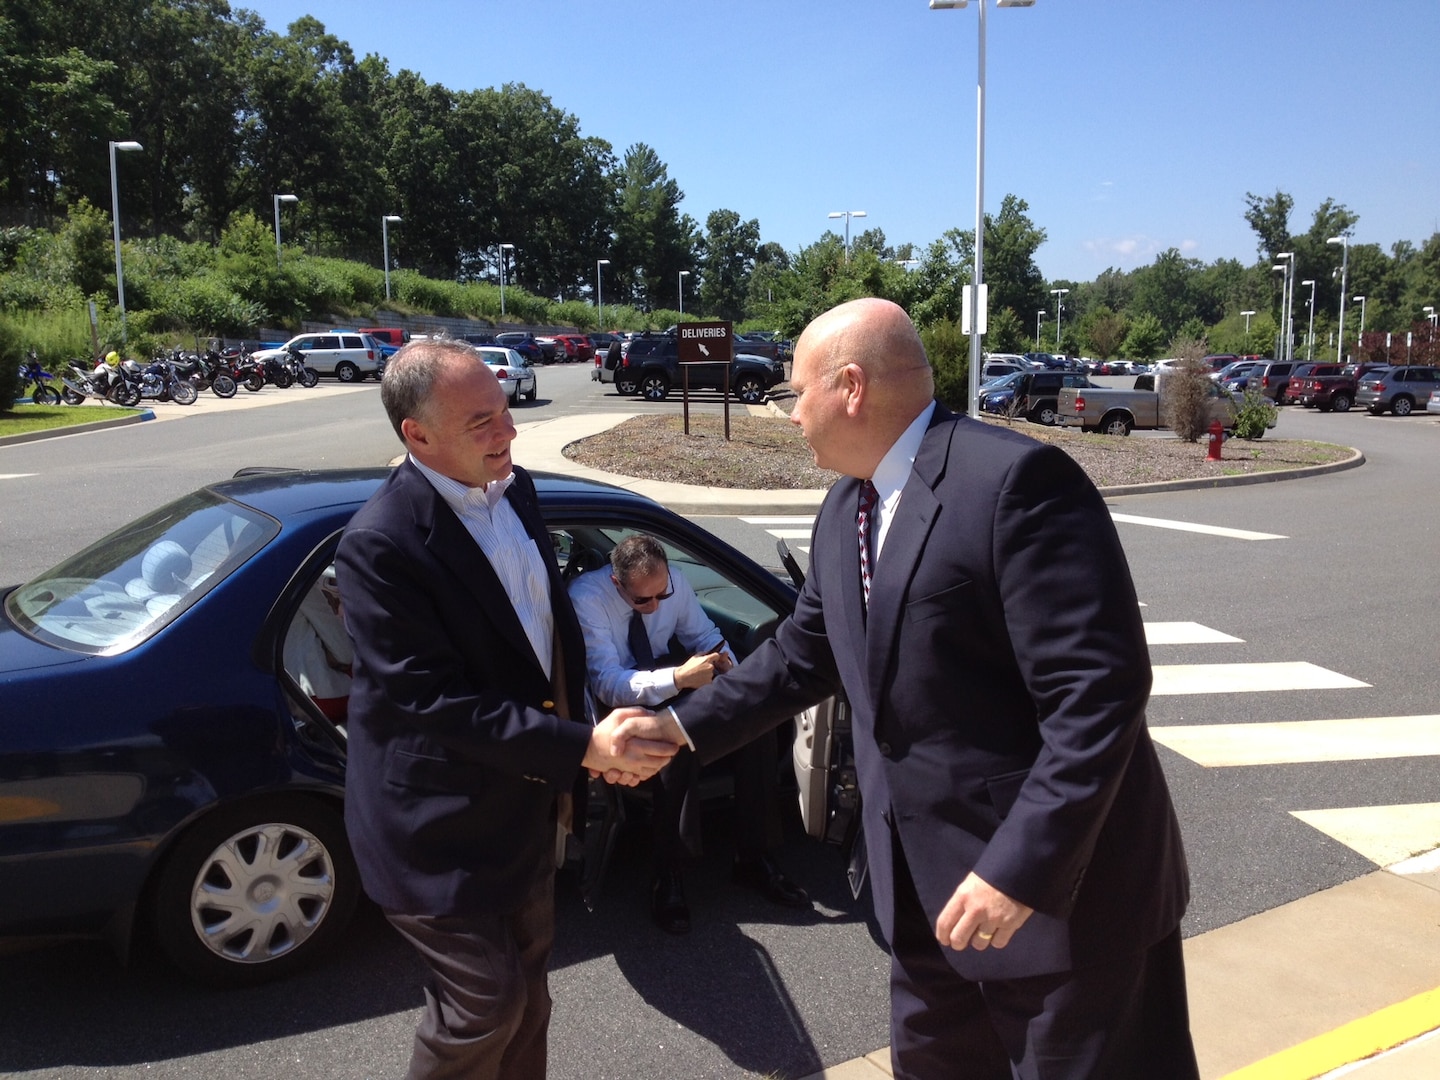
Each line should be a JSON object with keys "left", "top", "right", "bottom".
{"left": 677, "top": 321, "right": 732, "bottom": 364}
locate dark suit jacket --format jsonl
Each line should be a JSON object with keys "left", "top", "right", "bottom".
{"left": 336, "top": 460, "right": 592, "bottom": 917}
{"left": 675, "top": 405, "right": 1189, "bottom": 980}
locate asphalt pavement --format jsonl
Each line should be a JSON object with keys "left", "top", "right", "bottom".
{"left": 7, "top": 389, "right": 1439, "bottom": 1080}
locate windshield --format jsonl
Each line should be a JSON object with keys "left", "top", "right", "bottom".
{"left": 5, "top": 490, "right": 278, "bottom": 654}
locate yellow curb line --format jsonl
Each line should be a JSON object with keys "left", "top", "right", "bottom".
{"left": 1221, "top": 987, "right": 1440, "bottom": 1079}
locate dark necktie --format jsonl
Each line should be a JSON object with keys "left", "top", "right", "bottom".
{"left": 628, "top": 609, "right": 656, "bottom": 668}
{"left": 858, "top": 480, "right": 878, "bottom": 608}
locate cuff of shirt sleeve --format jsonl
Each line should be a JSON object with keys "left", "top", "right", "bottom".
{"left": 666, "top": 705, "right": 696, "bottom": 752}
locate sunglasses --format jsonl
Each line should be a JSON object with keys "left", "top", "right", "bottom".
{"left": 618, "top": 571, "right": 674, "bottom": 606}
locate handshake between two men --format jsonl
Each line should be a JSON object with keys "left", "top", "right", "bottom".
{"left": 580, "top": 706, "right": 687, "bottom": 786}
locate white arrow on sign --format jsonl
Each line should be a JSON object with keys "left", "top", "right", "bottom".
{"left": 698, "top": 344, "right": 710, "bottom": 356}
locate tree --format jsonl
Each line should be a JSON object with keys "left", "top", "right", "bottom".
{"left": 699, "top": 209, "right": 759, "bottom": 322}
{"left": 1079, "top": 306, "right": 1127, "bottom": 359}
{"left": 1244, "top": 189, "right": 1294, "bottom": 263}
{"left": 1121, "top": 313, "right": 1166, "bottom": 359}
{"left": 1130, "top": 248, "right": 1205, "bottom": 339}
{"left": 609, "top": 144, "right": 699, "bottom": 310}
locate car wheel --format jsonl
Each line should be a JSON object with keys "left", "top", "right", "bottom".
{"left": 615, "top": 375, "right": 639, "bottom": 397}
{"left": 509, "top": 385, "right": 520, "bottom": 406}
{"left": 734, "top": 375, "right": 765, "bottom": 405}
{"left": 151, "top": 794, "right": 358, "bottom": 988}
{"left": 1031, "top": 401, "right": 1059, "bottom": 426}
{"left": 335, "top": 362, "right": 359, "bottom": 383}
{"left": 1330, "top": 393, "right": 1352, "bottom": 413}
{"left": 524, "top": 383, "right": 537, "bottom": 401}
{"left": 1098, "top": 411, "right": 1133, "bottom": 436}
{"left": 640, "top": 374, "right": 670, "bottom": 402}
{"left": 1392, "top": 396, "right": 1413, "bottom": 417}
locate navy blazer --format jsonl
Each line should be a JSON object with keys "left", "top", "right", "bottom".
{"left": 676, "top": 406, "right": 1189, "bottom": 979}
{"left": 336, "top": 460, "right": 592, "bottom": 916}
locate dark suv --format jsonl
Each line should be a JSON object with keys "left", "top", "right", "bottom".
{"left": 1009, "top": 370, "right": 1093, "bottom": 425}
{"left": 613, "top": 334, "right": 786, "bottom": 403}
{"left": 1247, "top": 360, "right": 1302, "bottom": 403}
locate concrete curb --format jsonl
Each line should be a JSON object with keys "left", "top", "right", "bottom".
{"left": 0, "top": 408, "right": 152, "bottom": 447}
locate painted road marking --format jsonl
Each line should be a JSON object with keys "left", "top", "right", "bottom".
{"left": 1144, "top": 621, "right": 1244, "bottom": 645}
{"left": 0, "top": 474, "right": 36, "bottom": 480}
{"left": 1110, "top": 512, "right": 1287, "bottom": 541}
{"left": 1149, "top": 716, "right": 1440, "bottom": 767}
{"left": 1151, "top": 662, "right": 1368, "bottom": 696}
{"left": 1290, "top": 803, "right": 1440, "bottom": 868}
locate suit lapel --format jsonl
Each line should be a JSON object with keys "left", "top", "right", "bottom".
{"left": 862, "top": 409, "right": 955, "bottom": 703}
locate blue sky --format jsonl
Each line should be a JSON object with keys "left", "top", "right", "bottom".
{"left": 243, "top": 0, "right": 1440, "bottom": 282}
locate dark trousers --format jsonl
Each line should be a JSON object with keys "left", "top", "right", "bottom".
{"left": 651, "top": 726, "right": 782, "bottom": 866}
{"left": 385, "top": 866, "right": 556, "bottom": 1080}
{"left": 888, "top": 841, "right": 1199, "bottom": 1080}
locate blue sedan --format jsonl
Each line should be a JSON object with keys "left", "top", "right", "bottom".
{"left": 0, "top": 469, "right": 847, "bottom": 987}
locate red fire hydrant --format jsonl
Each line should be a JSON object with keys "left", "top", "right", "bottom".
{"left": 1206, "top": 419, "right": 1224, "bottom": 461}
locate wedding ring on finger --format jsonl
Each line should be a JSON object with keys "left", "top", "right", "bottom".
{"left": 976, "top": 928, "right": 996, "bottom": 941}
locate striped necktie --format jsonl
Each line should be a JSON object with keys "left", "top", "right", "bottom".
{"left": 857, "top": 479, "right": 878, "bottom": 608}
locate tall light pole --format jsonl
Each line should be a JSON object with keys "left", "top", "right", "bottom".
{"left": 596, "top": 259, "right": 610, "bottom": 331}
{"left": 827, "top": 210, "right": 867, "bottom": 263}
{"left": 272, "top": 193, "right": 298, "bottom": 267}
{"left": 931, "top": 0, "right": 1037, "bottom": 419}
{"left": 1306, "top": 281, "right": 1323, "bottom": 361}
{"left": 1274, "top": 253, "right": 1294, "bottom": 361}
{"left": 381, "top": 215, "right": 402, "bottom": 301}
{"left": 1327, "top": 235, "right": 1349, "bottom": 362}
{"left": 678, "top": 269, "right": 690, "bottom": 316}
{"left": 1035, "top": 309, "right": 1045, "bottom": 348}
{"left": 498, "top": 242, "right": 514, "bottom": 317}
{"left": 109, "top": 139, "right": 143, "bottom": 347}
{"left": 1241, "top": 309, "right": 1256, "bottom": 352}
{"left": 1051, "top": 287, "right": 1068, "bottom": 349}
{"left": 1353, "top": 295, "right": 1367, "bottom": 346}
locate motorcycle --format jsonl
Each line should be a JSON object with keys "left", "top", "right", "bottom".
{"left": 165, "top": 348, "right": 237, "bottom": 398}
{"left": 110, "top": 357, "right": 199, "bottom": 406}
{"left": 233, "top": 350, "right": 273, "bottom": 392}
{"left": 60, "top": 359, "right": 133, "bottom": 405}
{"left": 20, "top": 352, "right": 62, "bottom": 405}
{"left": 282, "top": 345, "right": 320, "bottom": 388}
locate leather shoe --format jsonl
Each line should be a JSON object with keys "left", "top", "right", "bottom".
{"left": 731, "top": 855, "right": 811, "bottom": 908}
{"left": 650, "top": 868, "right": 691, "bottom": 934}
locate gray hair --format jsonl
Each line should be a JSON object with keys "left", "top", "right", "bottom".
{"left": 610, "top": 534, "right": 668, "bottom": 585}
{"left": 380, "top": 338, "right": 480, "bottom": 441}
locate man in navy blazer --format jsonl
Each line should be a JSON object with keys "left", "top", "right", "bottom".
{"left": 337, "top": 339, "right": 672, "bottom": 1080}
{"left": 622, "top": 299, "right": 1198, "bottom": 1078}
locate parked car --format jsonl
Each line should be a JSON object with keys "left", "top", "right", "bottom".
{"left": 1281, "top": 363, "right": 1346, "bottom": 406}
{"left": 1355, "top": 365, "right": 1440, "bottom": 416}
{"left": 532, "top": 336, "right": 562, "bottom": 364}
{"left": 0, "top": 468, "right": 846, "bottom": 987}
{"left": 976, "top": 370, "right": 1025, "bottom": 413}
{"left": 550, "top": 334, "right": 594, "bottom": 364}
{"left": 1213, "top": 360, "right": 1258, "bottom": 384}
{"left": 1007, "top": 370, "right": 1094, "bottom": 426}
{"left": 1297, "top": 362, "right": 1394, "bottom": 413}
{"left": 1246, "top": 360, "right": 1302, "bottom": 403}
{"left": 493, "top": 332, "right": 547, "bottom": 365}
{"left": 472, "top": 345, "right": 537, "bottom": 404}
{"left": 980, "top": 359, "right": 1025, "bottom": 382}
{"left": 249, "top": 333, "right": 382, "bottom": 382}
{"left": 611, "top": 334, "right": 786, "bottom": 404}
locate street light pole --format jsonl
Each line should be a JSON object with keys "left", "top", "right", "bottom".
{"left": 381, "top": 215, "right": 402, "bottom": 301}
{"left": 1275, "top": 253, "right": 1294, "bottom": 361}
{"left": 109, "top": 139, "right": 143, "bottom": 348}
{"left": 1241, "top": 309, "right": 1256, "bottom": 352}
{"left": 1051, "top": 287, "right": 1068, "bottom": 349}
{"left": 1301, "top": 279, "right": 1316, "bottom": 361}
{"left": 1327, "top": 235, "right": 1349, "bottom": 362}
{"left": 596, "top": 259, "right": 610, "bottom": 331}
{"left": 827, "top": 210, "right": 868, "bottom": 263}
{"left": 1353, "top": 295, "right": 1367, "bottom": 347}
{"left": 273, "top": 193, "right": 298, "bottom": 267}
{"left": 1036, "top": 309, "right": 1045, "bottom": 348}
{"left": 931, "top": 0, "right": 1036, "bottom": 418}
{"left": 498, "top": 243, "right": 514, "bottom": 317}
{"left": 678, "top": 269, "right": 690, "bottom": 316}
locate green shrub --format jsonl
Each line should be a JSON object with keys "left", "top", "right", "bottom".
{"left": 1232, "top": 387, "right": 1277, "bottom": 439}
{"left": 919, "top": 317, "right": 970, "bottom": 412}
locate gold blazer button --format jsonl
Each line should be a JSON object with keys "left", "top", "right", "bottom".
{"left": 542, "top": 700, "right": 555, "bottom": 710}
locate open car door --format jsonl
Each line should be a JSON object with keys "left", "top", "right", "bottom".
{"left": 778, "top": 539, "right": 867, "bottom": 898}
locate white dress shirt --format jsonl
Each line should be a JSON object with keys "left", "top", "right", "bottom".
{"left": 568, "top": 564, "right": 732, "bottom": 708}
{"left": 868, "top": 401, "right": 936, "bottom": 558}
{"left": 410, "top": 455, "right": 554, "bottom": 678}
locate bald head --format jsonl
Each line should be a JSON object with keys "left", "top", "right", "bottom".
{"left": 788, "top": 299, "right": 935, "bottom": 479}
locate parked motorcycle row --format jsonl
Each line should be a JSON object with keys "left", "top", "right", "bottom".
{"left": 25, "top": 346, "right": 321, "bottom": 408}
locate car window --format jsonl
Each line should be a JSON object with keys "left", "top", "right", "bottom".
{"left": 5, "top": 491, "right": 278, "bottom": 654}
{"left": 340, "top": 336, "right": 364, "bottom": 349}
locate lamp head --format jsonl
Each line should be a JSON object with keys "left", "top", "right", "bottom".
{"left": 1326, "top": 236, "right": 1346, "bottom": 246}
{"left": 384, "top": 215, "right": 402, "bottom": 223}
{"left": 111, "top": 141, "right": 143, "bottom": 152}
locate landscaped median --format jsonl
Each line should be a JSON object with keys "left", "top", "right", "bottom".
{"left": 0, "top": 402, "right": 149, "bottom": 446}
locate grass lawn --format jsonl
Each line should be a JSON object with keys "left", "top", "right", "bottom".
{"left": 0, "top": 402, "right": 143, "bottom": 438}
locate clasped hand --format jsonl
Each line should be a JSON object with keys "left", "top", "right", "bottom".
{"left": 583, "top": 707, "right": 683, "bottom": 786}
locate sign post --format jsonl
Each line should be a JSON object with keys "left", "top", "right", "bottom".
{"left": 677, "top": 321, "right": 734, "bottom": 438}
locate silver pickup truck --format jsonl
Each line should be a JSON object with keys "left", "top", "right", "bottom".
{"left": 1057, "top": 374, "right": 1240, "bottom": 436}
